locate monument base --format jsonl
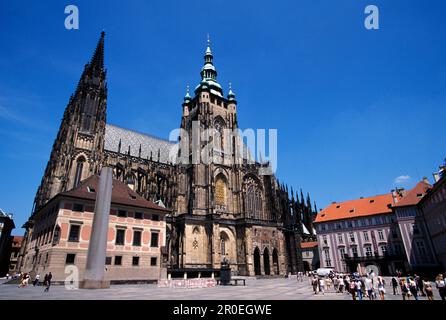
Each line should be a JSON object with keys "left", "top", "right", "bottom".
{"left": 80, "top": 279, "right": 110, "bottom": 289}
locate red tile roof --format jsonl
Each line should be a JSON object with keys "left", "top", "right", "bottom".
{"left": 12, "top": 236, "right": 23, "bottom": 247}
{"left": 61, "top": 175, "right": 170, "bottom": 213}
{"left": 300, "top": 241, "right": 318, "bottom": 249}
{"left": 315, "top": 193, "right": 395, "bottom": 223}
{"left": 393, "top": 180, "right": 431, "bottom": 207}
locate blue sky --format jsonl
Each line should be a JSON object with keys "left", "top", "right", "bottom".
{"left": 1, "top": 1, "right": 445, "bottom": 235}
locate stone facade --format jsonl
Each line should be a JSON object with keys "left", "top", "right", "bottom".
{"left": 23, "top": 33, "right": 317, "bottom": 278}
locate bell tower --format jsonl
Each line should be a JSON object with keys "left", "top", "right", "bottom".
{"left": 33, "top": 32, "right": 108, "bottom": 212}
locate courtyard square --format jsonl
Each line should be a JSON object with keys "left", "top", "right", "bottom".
{"left": 0, "top": 277, "right": 441, "bottom": 300}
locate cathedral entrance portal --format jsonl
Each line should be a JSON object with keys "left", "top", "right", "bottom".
{"left": 254, "top": 247, "right": 261, "bottom": 275}
{"left": 263, "top": 248, "right": 270, "bottom": 275}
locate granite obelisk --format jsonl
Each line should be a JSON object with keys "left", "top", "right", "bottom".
{"left": 81, "top": 167, "right": 113, "bottom": 289}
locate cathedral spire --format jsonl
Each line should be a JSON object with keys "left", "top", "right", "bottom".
{"left": 195, "top": 35, "right": 223, "bottom": 96}
{"left": 89, "top": 31, "right": 105, "bottom": 71}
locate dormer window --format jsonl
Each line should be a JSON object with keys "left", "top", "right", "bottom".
{"left": 87, "top": 186, "right": 95, "bottom": 193}
{"left": 129, "top": 194, "right": 137, "bottom": 200}
{"left": 369, "top": 199, "right": 375, "bottom": 203}
{"left": 336, "top": 205, "right": 341, "bottom": 209}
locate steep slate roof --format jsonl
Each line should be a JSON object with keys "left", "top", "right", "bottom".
{"left": 61, "top": 175, "right": 170, "bottom": 212}
{"left": 393, "top": 180, "right": 431, "bottom": 208}
{"left": 315, "top": 194, "right": 395, "bottom": 223}
{"left": 104, "top": 124, "right": 176, "bottom": 164}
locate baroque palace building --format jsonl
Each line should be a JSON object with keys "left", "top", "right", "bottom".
{"left": 22, "top": 32, "right": 317, "bottom": 277}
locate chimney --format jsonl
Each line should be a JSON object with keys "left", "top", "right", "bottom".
{"left": 391, "top": 189, "right": 398, "bottom": 203}
{"left": 433, "top": 172, "right": 440, "bottom": 183}
{"left": 423, "top": 176, "right": 430, "bottom": 185}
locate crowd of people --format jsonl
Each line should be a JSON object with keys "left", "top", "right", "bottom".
{"left": 306, "top": 270, "right": 446, "bottom": 300}
{"left": 16, "top": 272, "right": 53, "bottom": 292}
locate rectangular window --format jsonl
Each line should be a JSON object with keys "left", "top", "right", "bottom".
{"left": 322, "top": 235, "right": 328, "bottom": 244}
{"left": 152, "top": 214, "right": 160, "bottom": 221}
{"left": 116, "top": 229, "right": 125, "bottom": 245}
{"left": 72, "top": 203, "right": 84, "bottom": 212}
{"left": 337, "top": 234, "right": 343, "bottom": 244}
{"left": 117, "top": 210, "right": 127, "bottom": 218}
{"left": 392, "top": 229, "right": 398, "bottom": 239}
{"left": 134, "top": 212, "right": 143, "bottom": 219}
{"left": 363, "top": 231, "right": 369, "bottom": 242}
{"left": 413, "top": 224, "right": 420, "bottom": 235}
{"left": 416, "top": 241, "right": 426, "bottom": 256}
{"left": 150, "top": 257, "right": 157, "bottom": 266}
{"left": 380, "top": 245, "right": 387, "bottom": 256}
{"left": 114, "top": 256, "right": 122, "bottom": 265}
{"left": 324, "top": 249, "right": 331, "bottom": 267}
{"left": 349, "top": 232, "right": 355, "bottom": 243}
{"left": 365, "top": 246, "right": 372, "bottom": 257}
{"left": 68, "top": 224, "right": 81, "bottom": 242}
{"left": 132, "top": 256, "right": 140, "bottom": 266}
{"left": 352, "top": 246, "right": 358, "bottom": 258}
{"left": 378, "top": 230, "right": 384, "bottom": 241}
{"left": 105, "top": 257, "right": 112, "bottom": 265}
{"left": 65, "top": 254, "right": 76, "bottom": 264}
{"left": 339, "top": 248, "right": 346, "bottom": 259}
{"left": 133, "top": 230, "right": 142, "bottom": 246}
{"left": 151, "top": 232, "right": 159, "bottom": 248}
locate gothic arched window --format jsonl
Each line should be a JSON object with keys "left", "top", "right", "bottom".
{"left": 244, "top": 177, "right": 263, "bottom": 219}
{"left": 220, "top": 232, "right": 229, "bottom": 259}
{"left": 215, "top": 175, "right": 227, "bottom": 207}
{"left": 74, "top": 157, "right": 85, "bottom": 187}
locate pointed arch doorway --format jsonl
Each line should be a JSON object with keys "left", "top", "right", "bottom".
{"left": 254, "top": 247, "right": 261, "bottom": 275}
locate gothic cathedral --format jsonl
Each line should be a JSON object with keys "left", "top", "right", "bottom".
{"left": 29, "top": 33, "right": 317, "bottom": 276}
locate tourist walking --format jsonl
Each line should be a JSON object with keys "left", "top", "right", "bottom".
{"left": 349, "top": 280, "right": 357, "bottom": 300}
{"left": 319, "top": 277, "right": 325, "bottom": 295}
{"left": 391, "top": 276, "right": 399, "bottom": 295}
{"left": 424, "top": 279, "right": 434, "bottom": 300}
{"left": 415, "top": 274, "right": 425, "bottom": 296}
{"left": 311, "top": 276, "right": 319, "bottom": 294}
{"left": 365, "top": 277, "right": 374, "bottom": 300}
{"left": 409, "top": 277, "right": 418, "bottom": 300}
{"left": 18, "top": 273, "right": 30, "bottom": 288}
{"left": 435, "top": 274, "right": 446, "bottom": 300}
{"left": 377, "top": 276, "right": 386, "bottom": 300}
{"left": 44, "top": 272, "right": 52, "bottom": 292}
{"left": 355, "top": 279, "right": 363, "bottom": 300}
{"left": 33, "top": 274, "right": 40, "bottom": 286}
{"left": 401, "top": 279, "right": 410, "bottom": 300}
{"left": 338, "top": 276, "right": 345, "bottom": 293}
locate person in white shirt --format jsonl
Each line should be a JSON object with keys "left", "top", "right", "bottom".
{"left": 435, "top": 274, "right": 446, "bottom": 300}
{"left": 355, "top": 279, "right": 363, "bottom": 300}
{"left": 365, "top": 277, "right": 374, "bottom": 300}
{"left": 319, "top": 278, "right": 326, "bottom": 295}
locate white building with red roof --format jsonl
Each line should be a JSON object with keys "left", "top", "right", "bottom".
{"left": 314, "top": 179, "right": 439, "bottom": 275}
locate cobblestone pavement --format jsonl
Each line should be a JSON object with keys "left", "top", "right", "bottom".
{"left": 0, "top": 277, "right": 442, "bottom": 300}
